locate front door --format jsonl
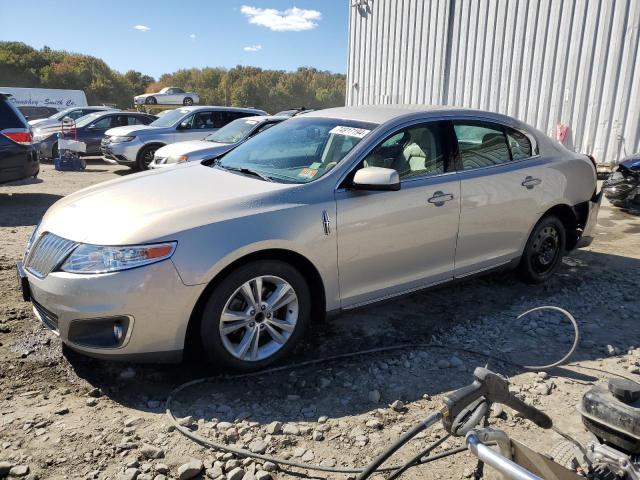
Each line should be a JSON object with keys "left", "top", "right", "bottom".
{"left": 452, "top": 120, "right": 545, "bottom": 276}
{"left": 336, "top": 121, "right": 461, "bottom": 307}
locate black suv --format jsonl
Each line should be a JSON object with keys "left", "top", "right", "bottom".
{"left": 0, "top": 92, "right": 39, "bottom": 183}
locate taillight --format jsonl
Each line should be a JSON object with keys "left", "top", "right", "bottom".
{"left": 2, "top": 129, "right": 32, "bottom": 145}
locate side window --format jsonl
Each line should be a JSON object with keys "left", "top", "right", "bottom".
{"left": 506, "top": 128, "right": 532, "bottom": 160}
{"left": 193, "top": 111, "right": 215, "bottom": 129}
{"left": 453, "top": 122, "right": 511, "bottom": 170}
{"left": 253, "top": 122, "right": 278, "bottom": 135}
{"left": 91, "top": 116, "right": 113, "bottom": 129}
{"left": 360, "top": 122, "right": 448, "bottom": 180}
{"left": 68, "top": 110, "right": 85, "bottom": 120}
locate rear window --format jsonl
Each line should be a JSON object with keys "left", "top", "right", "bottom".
{"left": 0, "top": 99, "right": 28, "bottom": 130}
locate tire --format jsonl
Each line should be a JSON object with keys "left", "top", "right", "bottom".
{"left": 183, "top": 97, "right": 193, "bottom": 106}
{"left": 547, "top": 441, "right": 578, "bottom": 470}
{"left": 145, "top": 96, "right": 157, "bottom": 105}
{"left": 199, "top": 260, "right": 311, "bottom": 372}
{"left": 51, "top": 142, "right": 58, "bottom": 160}
{"left": 136, "top": 145, "right": 160, "bottom": 170}
{"left": 519, "top": 215, "right": 566, "bottom": 284}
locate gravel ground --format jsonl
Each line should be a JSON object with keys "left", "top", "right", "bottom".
{"left": 1, "top": 162, "right": 639, "bottom": 480}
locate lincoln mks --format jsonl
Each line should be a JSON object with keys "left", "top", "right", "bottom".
{"left": 17, "top": 106, "right": 600, "bottom": 371}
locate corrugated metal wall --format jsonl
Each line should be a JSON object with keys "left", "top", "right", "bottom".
{"left": 347, "top": 0, "right": 640, "bottom": 166}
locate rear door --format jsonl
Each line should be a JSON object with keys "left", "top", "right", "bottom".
{"left": 452, "top": 120, "right": 545, "bottom": 276}
{"left": 336, "top": 121, "right": 461, "bottom": 307}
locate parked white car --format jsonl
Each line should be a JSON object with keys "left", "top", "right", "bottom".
{"left": 134, "top": 87, "right": 200, "bottom": 106}
{"left": 150, "top": 115, "right": 286, "bottom": 169}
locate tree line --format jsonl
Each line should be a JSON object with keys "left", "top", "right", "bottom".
{"left": 0, "top": 42, "right": 346, "bottom": 113}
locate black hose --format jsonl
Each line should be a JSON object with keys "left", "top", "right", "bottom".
{"left": 386, "top": 434, "right": 451, "bottom": 480}
{"left": 355, "top": 412, "right": 442, "bottom": 480}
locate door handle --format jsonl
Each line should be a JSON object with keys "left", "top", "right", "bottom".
{"left": 428, "top": 191, "right": 454, "bottom": 207}
{"left": 521, "top": 176, "right": 542, "bottom": 189}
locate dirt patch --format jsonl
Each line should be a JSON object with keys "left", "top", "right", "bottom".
{"left": 1, "top": 163, "right": 639, "bottom": 480}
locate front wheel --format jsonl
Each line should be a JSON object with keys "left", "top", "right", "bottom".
{"left": 199, "top": 260, "right": 311, "bottom": 372}
{"left": 519, "top": 215, "right": 566, "bottom": 283}
{"left": 145, "top": 96, "right": 157, "bottom": 105}
{"left": 136, "top": 145, "right": 160, "bottom": 170}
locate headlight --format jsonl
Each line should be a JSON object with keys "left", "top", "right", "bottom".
{"left": 24, "top": 224, "right": 40, "bottom": 261}
{"left": 110, "top": 136, "right": 136, "bottom": 143}
{"left": 60, "top": 242, "right": 177, "bottom": 274}
{"left": 169, "top": 155, "right": 189, "bottom": 163}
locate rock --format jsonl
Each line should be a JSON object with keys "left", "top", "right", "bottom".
{"left": 537, "top": 371, "right": 549, "bottom": 380}
{"left": 293, "top": 447, "right": 306, "bottom": 458}
{"left": 317, "top": 416, "right": 328, "bottom": 424}
{"left": 449, "top": 356, "right": 464, "bottom": 368}
{"left": 9, "top": 465, "right": 29, "bottom": 477}
{"left": 282, "top": 424, "right": 299, "bottom": 435}
{"left": 226, "top": 467, "right": 245, "bottom": 480}
{"left": 319, "top": 458, "right": 336, "bottom": 468}
{"left": 153, "top": 476, "right": 167, "bottom": 480}
{"left": 154, "top": 464, "right": 169, "bottom": 474}
{"left": 301, "top": 450, "right": 315, "bottom": 462}
{"left": 205, "top": 465, "right": 223, "bottom": 478}
{"left": 255, "top": 471, "right": 272, "bottom": 480}
{"left": 177, "top": 460, "right": 203, "bottom": 480}
{"left": 607, "top": 344, "right": 619, "bottom": 356}
{"left": 124, "top": 417, "right": 144, "bottom": 428}
{"left": 534, "top": 383, "right": 552, "bottom": 396}
{"left": 140, "top": 444, "right": 164, "bottom": 460}
{"left": 0, "top": 462, "right": 13, "bottom": 476}
{"left": 436, "top": 359, "right": 451, "bottom": 369}
{"left": 225, "top": 460, "right": 240, "bottom": 471}
{"left": 312, "top": 430, "right": 324, "bottom": 441}
{"left": 216, "top": 421, "right": 233, "bottom": 431}
{"left": 390, "top": 400, "right": 405, "bottom": 412}
{"left": 248, "top": 439, "right": 267, "bottom": 454}
{"left": 87, "top": 387, "right": 102, "bottom": 397}
{"left": 491, "top": 404, "right": 505, "bottom": 419}
{"left": 265, "top": 421, "right": 282, "bottom": 434}
{"left": 366, "top": 419, "right": 383, "bottom": 429}
{"left": 120, "top": 468, "right": 139, "bottom": 480}
{"left": 262, "top": 462, "right": 277, "bottom": 472}
{"left": 54, "top": 407, "right": 69, "bottom": 415}
{"left": 368, "top": 390, "right": 381, "bottom": 403}
{"left": 85, "top": 398, "right": 98, "bottom": 407}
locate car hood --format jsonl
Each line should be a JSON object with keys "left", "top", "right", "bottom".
{"left": 29, "top": 118, "right": 50, "bottom": 127}
{"left": 39, "top": 163, "right": 297, "bottom": 245}
{"left": 155, "top": 140, "right": 229, "bottom": 157}
{"left": 105, "top": 125, "right": 159, "bottom": 137}
{"left": 33, "top": 123, "right": 64, "bottom": 138}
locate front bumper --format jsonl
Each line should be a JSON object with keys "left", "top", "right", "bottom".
{"left": 20, "top": 259, "right": 204, "bottom": 363}
{"left": 100, "top": 138, "right": 143, "bottom": 166}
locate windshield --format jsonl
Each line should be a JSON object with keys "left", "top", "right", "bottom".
{"left": 75, "top": 112, "right": 104, "bottom": 127}
{"left": 51, "top": 107, "right": 77, "bottom": 120}
{"left": 149, "top": 108, "right": 189, "bottom": 127}
{"left": 205, "top": 118, "right": 261, "bottom": 144}
{"left": 217, "top": 117, "right": 377, "bottom": 183}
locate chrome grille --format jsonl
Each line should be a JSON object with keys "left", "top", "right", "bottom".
{"left": 25, "top": 233, "right": 77, "bottom": 278}
{"left": 32, "top": 299, "right": 59, "bottom": 333}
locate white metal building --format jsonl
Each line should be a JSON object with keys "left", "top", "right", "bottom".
{"left": 347, "top": 0, "right": 640, "bottom": 169}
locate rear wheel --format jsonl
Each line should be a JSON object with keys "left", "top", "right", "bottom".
{"left": 136, "top": 145, "right": 160, "bottom": 170}
{"left": 183, "top": 97, "right": 193, "bottom": 106}
{"left": 199, "top": 260, "right": 311, "bottom": 372}
{"left": 519, "top": 215, "right": 566, "bottom": 283}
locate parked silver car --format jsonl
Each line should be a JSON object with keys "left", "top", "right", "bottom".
{"left": 17, "top": 105, "right": 600, "bottom": 371}
{"left": 134, "top": 87, "right": 200, "bottom": 106}
{"left": 149, "top": 115, "right": 287, "bottom": 169}
{"left": 101, "top": 106, "right": 268, "bottom": 170}
{"left": 28, "top": 106, "right": 116, "bottom": 128}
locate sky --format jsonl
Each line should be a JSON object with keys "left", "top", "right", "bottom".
{"left": 0, "top": 1, "right": 349, "bottom": 78}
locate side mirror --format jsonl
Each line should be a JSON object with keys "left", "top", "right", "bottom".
{"left": 352, "top": 167, "right": 400, "bottom": 191}
{"left": 178, "top": 122, "right": 191, "bottom": 130}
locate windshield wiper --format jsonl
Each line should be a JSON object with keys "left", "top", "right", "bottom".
{"left": 216, "top": 164, "right": 274, "bottom": 182}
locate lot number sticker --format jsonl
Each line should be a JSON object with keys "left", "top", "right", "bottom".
{"left": 329, "top": 126, "right": 371, "bottom": 138}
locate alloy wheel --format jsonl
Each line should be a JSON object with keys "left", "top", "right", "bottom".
{"left": 219, "top": 275, "right": 299, "bottom": 362}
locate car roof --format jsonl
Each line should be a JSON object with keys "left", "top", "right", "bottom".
{"left": 243, "top": 115, "right": 288, "bottom": 122}
{"left": 176, "top": 106, "right": 267, "bottom": 114}
{"left": 302, "top": 105, "right": 519, "bottom": 125}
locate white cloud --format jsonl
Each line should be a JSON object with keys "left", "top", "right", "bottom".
{"left": 189, "top": 33, "right": 196, "bottom": 39}
{"left": 243, "top": 44, "right": 262, "bottom": 52}
{"left": 134, "top": 25, "right": 150, "bottom": 32}
{"left": 240, "top": 5, "right": 321, "bottom": 32}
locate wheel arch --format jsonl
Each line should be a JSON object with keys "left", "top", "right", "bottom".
{"left": 539, "top": 203, "right": 581, "bottom": 250}
{"left": 135, "top": 142, "right": 166, "bottom": 162}
{"left": 183, "top": 248, "right": 327, "bottom": 358}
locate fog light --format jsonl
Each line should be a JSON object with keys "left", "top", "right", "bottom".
{"left": 113, "top": 322, "right": 124, "bottom": 342}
